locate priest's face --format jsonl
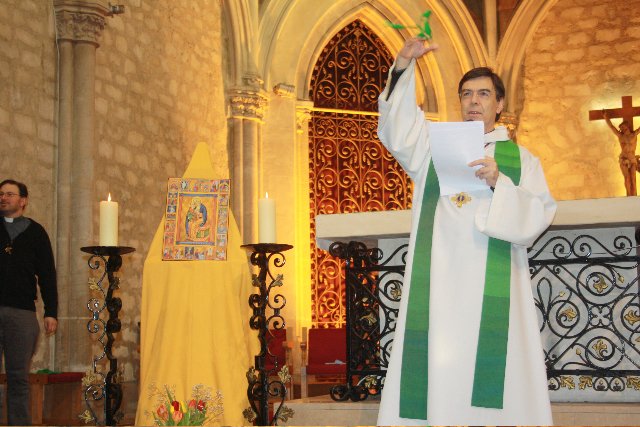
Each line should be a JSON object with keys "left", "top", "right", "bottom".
{"left": 459, "top": 76, "right": 504, "bottom": 133}
{"left": 0, "top": 183, "right": 27, "bottom": 218}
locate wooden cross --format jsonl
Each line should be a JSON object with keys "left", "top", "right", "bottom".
{"left": 589, "top": 95, "right": 640, "bottom": 128}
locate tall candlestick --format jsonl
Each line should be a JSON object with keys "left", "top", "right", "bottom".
{"left": 258, "top": 193, "right": 276, "bottom": 243}
{"left": 99, "top": 193, "right": 119, "bottom": 246}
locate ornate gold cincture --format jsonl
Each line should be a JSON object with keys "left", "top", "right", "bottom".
{"left": 451, "top": 192, "right": 472, "bottom": 208}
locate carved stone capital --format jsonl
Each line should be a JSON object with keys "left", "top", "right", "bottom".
{"left": 229, "top": 89, "right": 268, "bottom": 121}
{"left": 54, "top": 0, "right": 111, "bottom": 45}
{"left": 498, "top": 111, "right": 518, "bottom": 140}
{"left": 243, "top": 73, "right": 264, "bottom": 88}
{"left": 273, "top": 83, "right": 295, "bottom": 98}
{"left": 295, "top": 101, "right": 314, "bottom": 134}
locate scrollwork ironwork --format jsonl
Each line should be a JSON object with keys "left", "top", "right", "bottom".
{"left": 529, "top": 232, "right": 640, "bottom": 393}
{"left": 80, "top": 246, "right": 134, "bottom": 426}
{"left": 242, "top": 243, "right": 293, "bottom": 426}
{"left": 327, "top": 228, "right": 640, "bottom": 401}
{"left": 327, "top": 241, "right": 407, "bottom": 401}
{"left": 309, "top": 20, "right": 408, "bottom": 328}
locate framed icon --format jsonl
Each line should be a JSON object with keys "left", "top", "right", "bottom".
{"left": 162, "top": 178, "right": 230, "bottom": 261}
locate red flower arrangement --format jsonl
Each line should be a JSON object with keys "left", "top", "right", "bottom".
{"left": 148, "top": 384, "right": 223, "bottom": 426}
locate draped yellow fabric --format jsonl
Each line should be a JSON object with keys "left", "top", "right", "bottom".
{"left": 135, "top": 143, "right": 258, "bottom": 426}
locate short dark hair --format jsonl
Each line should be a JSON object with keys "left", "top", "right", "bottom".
{"left": 0, "top": 179, "right": 28, "bottom": 197}
{"left": 458, "top": 67, "right": 506, "bottom": 121}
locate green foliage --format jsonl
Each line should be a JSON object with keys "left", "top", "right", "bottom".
{"left": 385, "top": 10, "right": 433, "bottom": 40}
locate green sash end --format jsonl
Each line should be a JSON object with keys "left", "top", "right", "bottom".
{"left": 471, "top": 140, "right": 521, "bottom": 408}
{"left": 399, "top": 161, "right": 438, "bottom": 419}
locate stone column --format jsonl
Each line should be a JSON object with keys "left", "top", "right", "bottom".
{"left": 295, "top": 102, "right": 312, "bottom": 137}
{"left": 293, "top": 100, "right": 314, "bottom": 345}
{"left": 484, "top": 0, "right": 498, "bottom": 63}
{"left": 228, "top": 79, "right": 267, "bottom": 244}
{"left": 54, "top": 0, "right": 111, "bottom": 371}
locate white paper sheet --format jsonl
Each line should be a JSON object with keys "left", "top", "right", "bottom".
{"left": 429, "top": 121, "right": 490, "bottom": 195}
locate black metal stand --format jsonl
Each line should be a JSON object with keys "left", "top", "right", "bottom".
{"left": 80, "top": 245, "right": 135, "bottom": 426}
{"left": 241, "top": 243, "right": 293, "bottom": 426}
{"left": 328, "top": 240, "right": 407, "bottom": 401}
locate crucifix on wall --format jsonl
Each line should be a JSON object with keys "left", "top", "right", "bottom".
{"left": 589, "top": 96, "right": 640, "bottom": 196}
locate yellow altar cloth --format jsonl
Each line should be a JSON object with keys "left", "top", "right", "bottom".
{"left": 135, "top": 143, "right": 257, "bottom": 426}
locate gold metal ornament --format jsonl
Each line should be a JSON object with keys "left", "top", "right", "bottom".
{"left": 451, "top": 192, "right": 472, "bottom": 208}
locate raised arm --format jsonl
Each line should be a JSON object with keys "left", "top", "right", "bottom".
{"left": 385, "top": 38, "right": 438, "bottom": 100}
{"left": 378, "top": 39, "right": 438, "bottom": 176}
{"left": 395, "top": 37, "right": 438, "bottom": 70}
{"left": 603, "top": 110, "right": 622, "bottom": 135}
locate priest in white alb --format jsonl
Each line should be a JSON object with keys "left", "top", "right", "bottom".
{"left": 376, "top": 37, "right": 557, "bottom": 425}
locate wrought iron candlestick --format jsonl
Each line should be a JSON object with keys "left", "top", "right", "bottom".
{"left": 80, "top": 246, "right": 135, "bottom": 426}
{"left": 241, "top": 243, "right": 294, "bottom": 426}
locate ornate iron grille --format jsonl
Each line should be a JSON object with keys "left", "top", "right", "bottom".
{"left": 326, "top": 228, "right": 640, "bottom": 401}
{"left": 326, "top": 241, "right": 407, "bottom": 401}
{"left": 309, "top": 20, "right": 410, "bottom": 328}
{"left": 529, "top": 230, "right": 640, "bottom": 393}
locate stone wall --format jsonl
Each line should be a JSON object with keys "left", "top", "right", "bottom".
{"left": 92, "top": 0, "right": 227, "bottom": 383}
{"left": 0, "top": 0, "right": 227, "bottom": 385}
{"left": 0, "top": 0, "right": 57, "bottom": 368}
{"left": 520, "top": 0, "right": 640, "bottom": 200}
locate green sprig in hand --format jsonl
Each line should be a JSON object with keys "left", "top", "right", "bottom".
{"left": 386, "top": 10, "right": 433, "bottom": 40}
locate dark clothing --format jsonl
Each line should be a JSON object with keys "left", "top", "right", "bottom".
{"left": 0, "top": 306, "right": 39, "bottom": 425}
{"left": 0, "top": 217, "right": 58, "bottom": 318}
{"left": 0, "top": 216, "right": 57, "bottom": 425}
{"left": 386, "top": 67, "right": 405, "bottom": 99}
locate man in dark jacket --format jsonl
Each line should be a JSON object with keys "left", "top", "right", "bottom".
{"left": 0, "top": 179, "right": 57, "bottom": 425}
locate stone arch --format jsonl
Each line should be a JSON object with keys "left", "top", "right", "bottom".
{"left": 250, "top": 0, "right": 507, "bottom": 331}
{"left": 260, "top": 0, "right": 500, "bottom": 120}
{"left": 496, "top": 0, "right": 559, "bottom": 115}
{"left": 257, "top": 0, "right": 297, "bottom": 85}
{"left": 221, "top": 0, "right": 557, "bottom": 333}
{"left": 221, "top": 0, "right": 259, "bottom": 87}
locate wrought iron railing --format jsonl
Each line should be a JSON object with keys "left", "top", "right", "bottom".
{"left": 327, "top": 241, "right": 406, "bottom": 401}
{"left": 528, "top": 231, "right": 640, "bottom": 393}
{"left": 329, "top": 229, "right": 640, "bottom": 400}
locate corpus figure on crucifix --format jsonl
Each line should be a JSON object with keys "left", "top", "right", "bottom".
{"left": 589, "top": 96, "right": 640, "bottom": 196}
{"left": 603, "top": 110, "right": 640, "bottom": 196}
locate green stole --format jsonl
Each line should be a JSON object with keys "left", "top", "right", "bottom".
{"left": 399, "top": 140, "right": 521, "bottom": 419}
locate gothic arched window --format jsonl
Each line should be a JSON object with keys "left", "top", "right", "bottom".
{"left": 308, "top": 20, "right": 412, "bottom": 328}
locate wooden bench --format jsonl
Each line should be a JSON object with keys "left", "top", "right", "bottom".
{"left": 43, "top": 372, "right": 85, "bottom": 426}
{"left": 0, "top": 372, "right": 84, "bottom": 425}
{"left": 0, "top": 373, "right": 49, "bottom": 425}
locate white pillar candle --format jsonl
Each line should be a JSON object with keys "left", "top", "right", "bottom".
{"left": 99, "top": 193, "right": 118, "bottom": 246}
{"left": 258, "top": 192, "right": 276, "bottom": 243}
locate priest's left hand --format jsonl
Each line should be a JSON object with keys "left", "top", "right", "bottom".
{"left": 469, "top": 157, "right": 499, "bottom": 188}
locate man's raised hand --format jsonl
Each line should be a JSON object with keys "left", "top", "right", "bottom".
{"left": 396, "top": 37, "right": 439, "bottom": 69}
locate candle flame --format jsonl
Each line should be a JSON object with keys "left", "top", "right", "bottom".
{"left": 108, "top": 193, "right": 111, "bottom": 202}
{"left": 265, "top": 192, "right": 269, "bottom": 198}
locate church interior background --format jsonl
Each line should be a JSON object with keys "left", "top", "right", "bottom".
{"left": 2, "top": 0, "right": 640, "bottom": 423}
